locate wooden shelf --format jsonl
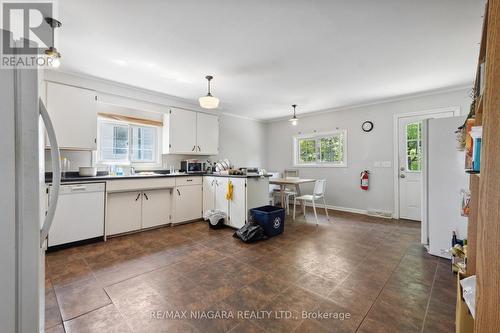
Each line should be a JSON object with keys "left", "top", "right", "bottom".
{"left": 464, "top": 0, "right": 500, "bottom": 332}
{"left": 475, "top": 94, "right": 483, "bottom": 124}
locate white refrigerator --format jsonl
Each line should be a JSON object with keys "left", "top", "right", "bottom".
{"left": 0, "top": 67, "right": 61, "bottom": 332}
{"left": 425, "top": 116, "right": 468, "bottom": 258}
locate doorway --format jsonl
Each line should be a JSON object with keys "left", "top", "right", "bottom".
{"left": 393, "top": 107, "right": 460, "bottom": 224}
{"left": 398, "top": 118, "right": 423, "bottom": 221}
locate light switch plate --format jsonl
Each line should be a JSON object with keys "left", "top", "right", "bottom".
{"left": 381, "top": 161, "right": 392, "bottom": 168}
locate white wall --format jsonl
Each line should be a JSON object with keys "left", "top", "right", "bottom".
{"left": 44, "top": 71, "right": 267, "bottom": 172}
{"left": 266, "top": 88, "right": 472, "bottom": 215}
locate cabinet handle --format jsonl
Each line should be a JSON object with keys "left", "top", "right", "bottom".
{"left": 192, "top": 145, "right": 195, "bottom": 151}
{"left": 71, "top": 186, "right": 87, "bottom": 192}
{"left": 187, "top": 179, "right": 193, "bottom": 182}
{"left": 143, "top": 192, "right": 149, "bottom": 200}
{"left": 177, "top": 189, "right": 181, "bottom": 196}
{"left": 211, "top": 179, "right": 215, "bottom": 186}
{"left": 197, "top": 145, "right": 201, "bottom": 151}
{"left": 135, "top": 193, "right": 141, "bottom": 201}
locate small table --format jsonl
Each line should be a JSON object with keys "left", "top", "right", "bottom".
{"left": 269, "top": 178, "right": 316, "bottom": 214}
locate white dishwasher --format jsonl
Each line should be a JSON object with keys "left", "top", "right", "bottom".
{"left": 48, "top": 182, "right": 105, "bottom": 247}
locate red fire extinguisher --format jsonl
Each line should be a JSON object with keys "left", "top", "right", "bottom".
{"left": 360, "top": 170, "right": 369, "bottom": 190}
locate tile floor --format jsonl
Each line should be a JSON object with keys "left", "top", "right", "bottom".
{"left": 45, "top": 210, "right": 456, "bottom": 333}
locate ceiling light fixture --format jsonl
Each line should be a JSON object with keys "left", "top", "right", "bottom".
{"left": 44, "top": 17, "right": 62, "bottom": 68}
{"left": 289, "top": 104, "right": 298, "bottom": 126}
{"left": 199, "top": 75, "right": 219, "bottom": 109}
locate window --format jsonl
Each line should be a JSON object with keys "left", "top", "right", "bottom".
{"left": 98, "top": 119, "right": 159, "bottom": 164}
{"left": 406, "top": 122, "right": 422, "bottom": 172}
{"left": 294, "top": 131, "right": 347, "bottom": 167}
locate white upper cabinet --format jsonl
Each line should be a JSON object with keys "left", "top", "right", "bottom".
{"left": 163, "top": 108, "right": 219, "bottom": 155}
{"left": 163, "top": 108, "right": 197, "bottom": 154}
{"left": 45, "top": 82, "right": 97, "bottom": 150}
{"left": 196, "top": 112, "right": 219, "bottom": 155}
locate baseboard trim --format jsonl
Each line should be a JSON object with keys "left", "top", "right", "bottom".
{"left": 300, "top": 202, "right": 393, "bottom": 219}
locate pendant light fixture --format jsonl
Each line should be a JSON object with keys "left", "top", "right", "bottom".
{"left": 289, "top": 104, "right": 298, "bottom": 126}
{"left": 199, "top": 75, "right": 219, "bottom": 109}
{"left": 44, "top": 17, "right": 62, "bottom": 68}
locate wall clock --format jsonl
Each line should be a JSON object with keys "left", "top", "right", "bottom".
{"left": 362, "top": 121, "right": 374, "bottom": 132}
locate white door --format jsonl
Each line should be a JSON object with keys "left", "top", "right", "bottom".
{"left": 196, "top": 113, "right": 219, "bottom": 155}
{"left": 398, "top": 119, "right": 423, "bottom": 221}
{"left": 215, "top": 177, "right": 229, "bottom": 215}
{"left": 397, "top": 109, "right": 458, "bottom": 221}
{"left": 202, "top": 176, "right": 216, "bottom": 213}
{"left": 228, "top": 178, "right": 247, "bottom": 228}
{"left": 168, "top": 108, "right": 197, "bottom": 154}
{"left": 142, "top": 189, "right": 172, "bottom": 229}
{"left": 174, "top": 185, "right": 202, "bottom": 223}
{"left": 46, "top": 82, "right": 97, "bottom": 150}
{"left": 106, "top": 191, "right": 142, "bottom": 235}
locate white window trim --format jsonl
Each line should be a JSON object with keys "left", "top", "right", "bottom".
{"left": 96, "top": 118, "right": 162, "bottom": 167}
{"left": 293, "top": 130, "right": 348, "bottom": 168}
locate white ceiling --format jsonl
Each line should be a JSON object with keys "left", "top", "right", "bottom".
{"left": 56, "top": 0, "right": 484, "bottom": 120}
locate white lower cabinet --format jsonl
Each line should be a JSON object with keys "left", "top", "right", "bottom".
{"left": 203, "top": 176, "right": 216, "bottom": 212}
{"left": 107, "top": 191, "right": 142, "bottom": 236}
{"left": 142, "top": 189, "right": 173, "bottom": 229}
{"left": 214, "top": 177, "right": 229, "bottom": 215}
{"left": 174, "top": 184, "right": 202, "bottom": 224}
{"left": 228, "top": 178, "right": 247, "bottom": 228}
{"left": 203, "top": 176, "right": 269, "bottom": 229}
{"left": 107, "top": 189, "right": 173, "bottom": 236}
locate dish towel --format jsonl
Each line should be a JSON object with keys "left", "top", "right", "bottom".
{"left": 226, "top": 180, "right": 233, "bottom": 200}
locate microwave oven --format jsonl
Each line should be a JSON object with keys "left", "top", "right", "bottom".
{"left": 180, "top": 160, "right": 206, "bottom": 173}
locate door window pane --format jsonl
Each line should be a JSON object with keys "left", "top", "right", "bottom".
{"left": 406, "top": 122, "right": 422, "bottom": 171}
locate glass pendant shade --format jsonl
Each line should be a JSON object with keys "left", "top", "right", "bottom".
{"left": 199, "top": 95, "right": 220, "bottom": 109}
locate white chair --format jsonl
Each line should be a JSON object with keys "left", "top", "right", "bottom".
{"left": 280, "top": 169, "right": 299, "bottom": 214}
{"left": 268, "top": 172, "right": 282, "bottom": 205}
{"left": 293, "top": 179, "right": 329, "bottom": 225}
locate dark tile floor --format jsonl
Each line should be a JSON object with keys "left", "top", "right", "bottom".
{"left": 45, "top": 210, "right": 456, "bottom": 333}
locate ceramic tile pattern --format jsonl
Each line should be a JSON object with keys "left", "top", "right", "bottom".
{"left": 45, "top": 210, "right": 456, "bottom": 333}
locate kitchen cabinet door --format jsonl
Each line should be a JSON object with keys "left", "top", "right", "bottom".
{"left": 163, "top": 108, "right": 197, "bottom": 154}
{"left": 214, "top": 177, "right": 229, "bottom": 216}
{"left": 196, "top": 113, "right": 219, "bottom": 155}
{"left": 106, "top": 191, "right": 142, "bottom": 236}
{"left": 174, "top": 185, "right": 202, "bottom": 223}
{"left": 142, "top": 189, "right": 172, "bottom": 229}
{"left": 46, "top": 82, "right": 97, "bottom": 150}
{"left": 228, "top": 178, "right": 247, "bottom": 228}
{"left": 203, "top": 176, "right": 216, "bottom": 213}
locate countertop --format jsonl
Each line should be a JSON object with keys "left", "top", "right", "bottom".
{"left": 45, "top": 171, "right": 270, "bottom": 184}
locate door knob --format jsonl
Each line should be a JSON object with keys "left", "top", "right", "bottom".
{"left": 400, "top": 174, "right": 406, "bottom": 178}
{"left": 400, "top": 166, "right": 405, "bottom": 171}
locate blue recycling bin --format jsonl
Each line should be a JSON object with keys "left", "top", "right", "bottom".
{"left": 250, "top": 205, "right": 285, "bottom": 237}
